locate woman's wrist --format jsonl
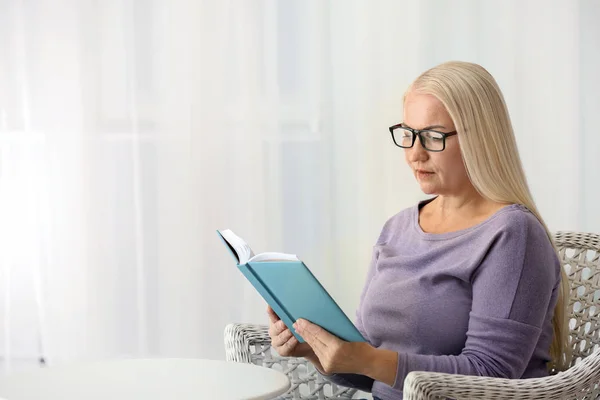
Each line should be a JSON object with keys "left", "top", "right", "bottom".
{"left": 360, "top": 345, "right": 398, "bottom": 387}
{"left": 303, "top": 350, "right": 327, "bottom": 375}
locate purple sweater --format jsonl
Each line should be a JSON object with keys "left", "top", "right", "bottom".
{"left": 327, "top": 199, "right": 560, "bottom": 399}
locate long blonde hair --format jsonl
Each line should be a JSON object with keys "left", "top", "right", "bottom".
{"left": 406, "top": 61, "right": 571, "bottom": 371}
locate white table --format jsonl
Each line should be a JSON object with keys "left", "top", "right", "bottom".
{"left": 0, "top": 358, "right": 290, "bottom": 400}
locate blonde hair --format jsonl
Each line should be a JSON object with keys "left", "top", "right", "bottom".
{"left": 405, "top": 61, "right": 571, "bottom": 371}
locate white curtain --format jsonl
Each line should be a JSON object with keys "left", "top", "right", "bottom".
{"left": 1, "top": 0, "right": 598, "bottom": 373}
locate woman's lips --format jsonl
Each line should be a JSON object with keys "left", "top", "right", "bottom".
{"left": 416, "top": 170, "right": 434, "bottom": 179}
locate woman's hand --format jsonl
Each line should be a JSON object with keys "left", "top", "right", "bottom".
{"left": 268, "top": 310, "right": 398, "bottom": 385}
{"left": 267, "top": 306, "right": 314, "bottom": 358}
{"left": 293, "top": 318, "right": 381, "bottom": 376}
{"left": 292, "top": 318, "right": 372, "bottom": 374}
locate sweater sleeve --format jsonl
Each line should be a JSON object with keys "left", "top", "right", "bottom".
{"left": 392, "top": 211, "right": 560, "bottom": 390}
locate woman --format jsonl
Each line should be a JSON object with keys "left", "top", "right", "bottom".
{"left": 267, "top": 61, "right": 570, "bottom": 400}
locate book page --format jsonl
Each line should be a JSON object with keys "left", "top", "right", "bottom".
{"left": 218, "top": 229, "right": 299, "bottom": 263}
{"left": 249, "top": 252, "right": 299, "bottom": 262}
{"left": 218, "top": 229, "right": 255, "bottom": 264}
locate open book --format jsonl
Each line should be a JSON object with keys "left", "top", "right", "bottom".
{"left": 217, "top": 229, "right": 299, "bottom": 263}
{"left": 217, "top": 229, "right": 366, "bottom": 343}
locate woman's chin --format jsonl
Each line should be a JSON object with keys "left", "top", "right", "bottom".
{"left": 421, "top": 187, "right": 439, "bottom": 196}
{"left": 419, "top": 184, "right": 438, "bottom": 195}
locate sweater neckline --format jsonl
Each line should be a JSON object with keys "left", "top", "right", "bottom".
{"left": 412, "top": 198, "right": 525, "bottom": 241}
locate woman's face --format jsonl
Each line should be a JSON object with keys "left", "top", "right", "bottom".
{"left": 403, "top": 91, "right": 471, "bottom": 196}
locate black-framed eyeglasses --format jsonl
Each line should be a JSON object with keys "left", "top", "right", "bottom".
{"left": 389, "top": 123, "right": 457, "bottom": 152}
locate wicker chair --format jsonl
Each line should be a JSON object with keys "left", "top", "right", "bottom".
{"left": 224, "top": 323, "right": 359, "bottom": 399}
{"left": 224, "top": 231, "right": 600, "bottom": 400}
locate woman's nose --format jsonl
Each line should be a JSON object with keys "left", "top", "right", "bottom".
{"left": 406, "top": 136, "right": 429, "bottom": 162}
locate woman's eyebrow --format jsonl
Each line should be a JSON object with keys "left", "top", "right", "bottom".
{"left": 402, "top": 123, "right": 447, "bottom": 130}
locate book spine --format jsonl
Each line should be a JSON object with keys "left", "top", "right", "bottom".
{"left": 238, "top": 263, "right": 304, "bottom": 343}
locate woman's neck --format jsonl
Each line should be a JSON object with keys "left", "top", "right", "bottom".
{"left": 420, "top": 195, "right": 508, "bottom": 234}
{"left": 422, "top": 188, "right": 508, "bottom": 230}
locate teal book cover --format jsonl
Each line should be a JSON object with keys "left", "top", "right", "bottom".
{"left": 217, "top": 229, "right": 365, "bottom": 343}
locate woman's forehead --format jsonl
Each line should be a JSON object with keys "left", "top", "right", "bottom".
{"left": 405, "top": 92, "right": 444, "bottom": 111}
{"left": 404, "top": 93, "right": 452, "bottom": 126}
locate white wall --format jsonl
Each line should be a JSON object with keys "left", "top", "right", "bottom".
{"left": 579, "top": 0, "right": 600, "bottom": 233}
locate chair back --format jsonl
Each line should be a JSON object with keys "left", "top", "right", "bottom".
{"left": 555, "top": 231, "right": 600, "bottom": 367}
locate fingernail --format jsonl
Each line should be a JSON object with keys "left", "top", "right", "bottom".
{"left": 292, "top": 323, "right": 298, "bottom": 330}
